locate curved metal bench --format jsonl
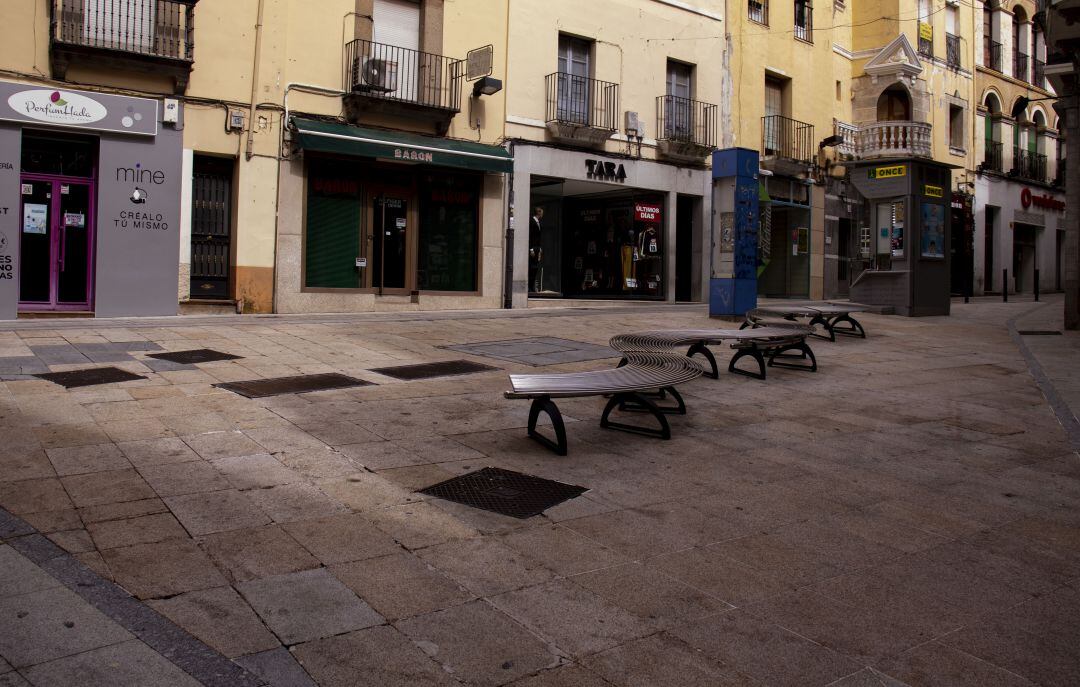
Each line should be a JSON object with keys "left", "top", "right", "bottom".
{"left": 610, "top": 325, "right": 816, "bottom": 381}
{"left": 504, "top": 351, "right": 702, "bottom": 455}
{"left": 743, "top": 302, "right": 868, "bottom": 341}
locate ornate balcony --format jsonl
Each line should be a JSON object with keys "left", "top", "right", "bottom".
{"left": 1015, "top": 53, "right": 1030, "bottom": 83}
{"left": 343, "top": 39, "right": 463, "bottom": 135}
{"left": 983, "top": 140, "right": 1004, "bottom": 173}
{"left": 655, "top": 95, "right": 717, "bottom": 162}
{"left": 49, "top": 0, "right": 198, "bottom": 94}
{"left": 545, "top": 72, "right": 619, "bottom": 145}
{"left": 984, "top": 40, "right": 1002, "bottom": 72}
{"left": 848, "top": 121, "right": 932, "bottom": 159}
{"left": 1012, "top": 147, "right": 1048, "bottom": 182}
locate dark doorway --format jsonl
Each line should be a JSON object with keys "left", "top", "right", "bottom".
{"left": 950, "top": 204, "right": 973, "bottom": 295}
{"left": 1012, "top": 223, "right": 1038, "bottom": 293}
{"left": 983, "top": 206, "right": 996, "bottom": 292}
{"left": 676, "top": 195, "right": 694, "bottom": 301}
{"left": 190, "top": 156, "right": 234, "bottom": 299}
{"left": 836, "top": 218, "right": 851, "bottom": 296}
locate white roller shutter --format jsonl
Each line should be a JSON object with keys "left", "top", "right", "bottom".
{"left": 373, "top": 0, "right": 420, "bottom": 50}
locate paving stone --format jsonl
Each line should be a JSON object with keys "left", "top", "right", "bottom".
{"left": 87, "top": 512, "right": 188, "bottom": 550}
{"left": 46, "top": 529, "right": 96, "bottom": 554}
{"left": 20, "top": 509, "right": 82, "bottom": 534}
{"left": 0, "top": 450, "right": 55, "bottom": 483}
{"left": 138, "top": 460, "right": 231, "bottom": 497}
{"left": 876, "top": 641, "right": 1037, "bottom": 686}
{"left": 0, "top": 585, "right": 132, "bottom": 668}
{"left": 165, "top": 490, "right": 272, "bottom": 536}
{"left": 100, "top": 418, "right": 176, "bottom": 443}
{"left": 418, "top": 537, "right": 555, "bottom": 597}
{"left": 116, "top": 437, "right": 200, "bottom": 467}
{"left": 0, "top": 671, "right": 30, "bottom": 687}
{"left": 147, "top": 586, "right": 280, "bottom": 659}
{"left": 582, "top": 633, "right": 754, "bottom": 687}
{"left": 498, "top": 524, "right": 630, "bottom": 577}
{"left": 396, "top": 600, "right": 559, "bottom": 686}
{"left": 0, "top": 479, "right": 73, "bottom": 515}
{"left": 22, "top": 639, "right": 202, "bottom": 687}
{"left": 647, "top": 545, "right": 793, "bottom": 605}
{"left": 29, "top": 345, "right": 91, "bottom": 365}
{"left": 366, "top": 501, "right": 480, "bottom": 550}
{"left": 315, "top": 471, "right": 419, "bottom": 512}
{"left": 489, "top": 580, "right": 655, "bottom": 657}
{"left": 45, "top": 444, "right": 130, "bottom": 476}
{"left": 211, "top": 453, "right": 303, "bottom": 490}
{"left": 293, "top": 626, "right": 456, "bottom": 687}
{"left": 60, "top": 469, "right": 156, "bottom": 508}
{"left": 237, "top": 568, "right": 384, "bottom": 645}
{"left": 200, "top": 525, "right": 320, "bottom": 583}
{"left": 282, "top": 513, "right": 401, "bottom": 565}
{"left": 182, "top": 431, "right": 267, "bottom": 461}
{"left": 33, "top": 423, "right": 110, "bottom": 449}
{"left": 245, "top": 482, "right": 350, "bottom": 524}
{"left": 234, "top": 647, "right": 318, "bottom": 687}
{"left": 506, "top": 664, "right": 613, "bottom": 687}
{"left": 0, "top": 545, "right": 63, "bottom": 598}
{"left": 331, "top": 552, "right": 472, "bottom": 620}
{"left": 78, "top": 498, "right": 169, "bottom": 525}
{"left": 101, "top": 538, "right": 227, "bottom": 599}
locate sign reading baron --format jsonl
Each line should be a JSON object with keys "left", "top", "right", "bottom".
{"left": 0, "top": 83, "right": 158, "bottom": 136}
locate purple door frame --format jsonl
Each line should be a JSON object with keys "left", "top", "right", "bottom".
{"left": 18, "top": 173, "right": 97, "bottom": 312}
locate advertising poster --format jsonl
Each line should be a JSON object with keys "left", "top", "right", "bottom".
{"left": 921, "top": 203, "right": 944, "bottom": 258}
{"left": 23, "top": 203, "right": 47, "bottom": 234}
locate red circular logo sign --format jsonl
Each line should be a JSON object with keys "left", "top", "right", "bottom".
{"left": 1020, "top": 187, "right": 1032, "bottom": 209}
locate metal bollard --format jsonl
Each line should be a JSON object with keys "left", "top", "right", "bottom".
{"left": 1035, "top": 269, "right": 1040, "bottom": 302}
{"left": 1003, "top": 269, "right": 1008, "bottom": 302}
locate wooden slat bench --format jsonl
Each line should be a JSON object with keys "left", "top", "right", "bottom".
{"left": 743, "top": 302, "right": 869, "bottom": 342}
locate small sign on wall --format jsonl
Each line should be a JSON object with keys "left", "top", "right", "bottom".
{"left": 23, "top": 204, "right": 47, "bottom": 234}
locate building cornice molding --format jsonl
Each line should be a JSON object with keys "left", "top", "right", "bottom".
{"left": 650, "top": 0, "right": 723, "bottom": 21}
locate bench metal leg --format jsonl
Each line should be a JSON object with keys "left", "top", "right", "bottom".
{"left": 600, "top": 392, "right": 672, "bottom": 440}
{"left": 728, "top": 345, "right": 767, "bottom": 380}
{"left": 808, "top": 315, "right": 836, "bottom": 342}
{"left": 619, "top": 385, "right": 686, "bottom": 415}
{"left": 527, "top": 395, "right": 568, "bottom": 456}
{"left": 768, "top": 341, "right": 818, "bottom": 373}
{"left": 686, "top": 343, "right": 719, "bottom": 379}
{"left": 828, "top": 314, "right": 866, "bottom": 338}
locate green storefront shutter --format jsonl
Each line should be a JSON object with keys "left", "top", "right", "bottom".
{"left": 306, "top": 195, "right": 361, "bottom": 288}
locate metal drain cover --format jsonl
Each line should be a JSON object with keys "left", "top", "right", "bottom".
{"left": 370, "top": 359, "right": 499, "bottom": 380}
{"left": 35, "top": 367, "right": 147, "bottom": 388}
{"left": 419, "top": 467, "right": 588, "bottom": 519}
{"left": 215, "top": 373, "right": 374, "bottom": 398}
{"left": 1018, "top": 330, "right": 1062, "bottom": 336}
{"left": 147, "top": 349, "right": 244, "bottom": 364}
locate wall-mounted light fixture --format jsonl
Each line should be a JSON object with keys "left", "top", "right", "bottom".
{"left": 472, "top": 76, "right": 503, "bottom": 97}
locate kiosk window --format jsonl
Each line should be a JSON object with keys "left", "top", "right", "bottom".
{"left": 876, "top": 200, "right": 905, "bottom": 259}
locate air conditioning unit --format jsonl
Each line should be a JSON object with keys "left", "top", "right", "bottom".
{"left": 352, "top": 57, "right": 398, "bottom": 93}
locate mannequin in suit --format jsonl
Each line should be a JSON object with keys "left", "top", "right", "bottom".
{"left": 529, "top": 207, "right": 544, "bottom": 292}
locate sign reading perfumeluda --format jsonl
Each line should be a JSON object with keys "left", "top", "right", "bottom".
{"left": 7, "top": 90, "right": 107, "bottom": 126}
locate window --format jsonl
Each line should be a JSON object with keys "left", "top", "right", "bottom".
{"left": 763, "top": 76, "right": 787, "bottom": 155}
{"left": 418, "top": 172, "right": 480, "bottom": 292}
{"left": 945, "top": 7, "right": 960, "bottom": 68}
{"left": 664, "top": 61, "right": 694, "bottom": 140}
{"left": 794, "top": 0, "right": 813, "bottom": 42}
{"left": 918, "top": 0, "right": 933, "bottom": 56}
{"left": 557, "top": 34, "right": 592, "bottom": 125}
{"left": 949, "top": 105, "right": 964, "bottom": 151}
{"left": 749, "top": 0, "right": 769, "bottom": 25}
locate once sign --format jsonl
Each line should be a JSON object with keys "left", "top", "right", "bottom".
{"left": 869, "top": 165, "right": 906, "bottom": 180}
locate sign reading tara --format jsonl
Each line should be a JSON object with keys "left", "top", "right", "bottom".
{"left": 1020, "top": 187, "right": 1065, "bottom": 212}
{"left": 869, "top": 165, "right": 906, "bottom": 180}
{"left": 635, "top": 203, "right": 661, "bottom": 222}
{"left": 585, "top": 159, "right": 627, "bottom": 182}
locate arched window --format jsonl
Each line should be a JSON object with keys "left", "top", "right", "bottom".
{"left": 877, "top": 85, "right": 911, "bottom": 121}
{"left": 984, "top": 92, "right": 1003, "bottom": 171}
{"left": 1033, "top": 21, "right": 1045, "bottom": 87}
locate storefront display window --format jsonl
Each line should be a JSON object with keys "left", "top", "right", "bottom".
{"left": 418, "top": 172, "right": 479, "bottom": 292}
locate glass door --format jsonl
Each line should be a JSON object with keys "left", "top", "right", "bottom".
{"left": 18, "top": 177, "right": 94, "bottom": 310}
{"left": 558, "top": 35, "right": 591, "bottom": 125}
{"left": 370, "top": 190, "right": 410, "bottom": 293}
{"left": 56, "top": 182, "right": 93, "bottom": 307}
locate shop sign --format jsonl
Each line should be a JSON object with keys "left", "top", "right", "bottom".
{"left": 924, "top": 184, "right": 943, "bottom": 198}
{"left": 585, "top": 159, "right": 627, "bottom": 182}
{"left": 635, "top": 203, "right": 661, "bottom": 222}
{"left": 1020, "top": 187, "right": 1064, "bottom": 212}
{"left": 0, "top": 81, "right": 159, "bottom": 136}
{"left": 394, "top": 148, "right": 434, "bottom": 163}
{"left": 868, "top": 165, "right": 906, "bottom": 180}
{"left": 8, "top": 89, "right": 106, "bottom": 127}
{"left": 918, "top": 22, "right": 933, "bottom": 41}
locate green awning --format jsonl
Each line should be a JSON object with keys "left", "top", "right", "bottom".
{"left": 291, "top": 118, "right": 513, "bottom": 173}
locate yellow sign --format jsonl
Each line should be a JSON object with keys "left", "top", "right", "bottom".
{"left": 919, "top": 22, "right": 933, "bottom": 41}
{"left": 869, "top": 165, "right": 906, "bottom": 180}
{"left": 924, "top": 184, "right": 944, "bottom": 198}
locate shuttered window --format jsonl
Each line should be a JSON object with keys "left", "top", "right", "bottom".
{"left": 373, "top": 0, "right": 420, "bottom": 50}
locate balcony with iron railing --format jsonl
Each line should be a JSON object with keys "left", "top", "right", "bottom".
{"left": 50, "top": 0, "right": 198, "bottom": 93}
{"left": 1033, "top": 59, "right": 1046, "bottom": 89}
{"left": 946, "top": 33, "right": 961, "bottom": 69}
{"left": 343, "top": 39, "right": 464, "bottom": 134}
{"left": 761, "top": 115, "right": 814, "bottom": 175}
{"left": 1015, "top": 52, "right": 1030, "bottom": 83}
{"left": 748, "top": 0, "right": 769, "bottom": 25}
{"left": 983, "top": 140, "right": 1004, "bottom": 173}
{"left": 1012, "top": 147, "right": 1048, "bottom": 182}
{"left": 655, "top": 95, "right": 717, "bottom": 161}
{"left": 848, "top": 121, "right": 933, "bottom": 159}
{"left": 544, "top": 72, "right": 619, "bottom": 145}
{"left": 918, "top": 35, "right": 933, "bottom": 59}
{"left": 985, "top": 40, "right": 1002, "bottom": 72}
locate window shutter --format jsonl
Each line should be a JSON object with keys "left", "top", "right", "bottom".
{"left": 373, "top": 0, "right": 420, "bottom": 50}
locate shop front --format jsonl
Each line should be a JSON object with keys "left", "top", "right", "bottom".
{"left": 0, "top": 80, "right": 182, "bottom": 319}
{"left": 511, "top": 143, "right": 710, "bottom": 306}
{"left": 757, "top": 175, "right": 814, "bottom": 299}
{"left": 973, "top": 175, "right": 1065, "bottom": 295}
{"left": 275, "top": 118, "right": 511, "bottom": 313}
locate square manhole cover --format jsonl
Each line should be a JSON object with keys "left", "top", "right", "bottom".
{"left": 35, "top": 366, "right": 147, "bottom": 388}
{"left": 370, "top": 360, "right": 499, "bottom": 380}
{"left": 418, "top": 467, "right": 588, "bottom": 519}
{"left": 147, "top": 349, "right": 244, "bottom": 364}
{"left": 215, "top": 373, "right": 374, "bottom": 398}
{"left": 442, "top": 337, "right": 617, "bottom": 366}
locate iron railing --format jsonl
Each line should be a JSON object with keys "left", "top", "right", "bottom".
{"left": 946, "top": 33, "right": 961, "bottom": 69}
{"left": 344, "top": 39, "right": 463, "bottom": 112}
{"left": 918, "top": 34, "right": 933, "bottom": 58}
{"left": 656, "top": 95, "right": 717, "bottom": 149}
{"left": 748, "top": 0, "right": 768, "bottom": 25}
{"left": 545, "top": 72, "right": 619, "bottom": 131}
{"left": 985, "top": 40, "right": 1002, "bottom": 71}
{"left": 984, "top": 140, "right": 1004, "bottom": 172}
{"left": 1015, "top": 52, "right": 1030, "bottom": 83}
{"left": 1012, "top": 147, "right": 1047, "bottom": 182}
{"left": 794, "top": 0, "right": 813, "bottom": 43}
{"left": 762, "top": 115, "right": 814, "bottom": 164}
{"left": 52, "top": 0, "right": 196, "bottom": 60}
{"left": 851, "top": 121, "right": 932, "bottom": 158}
{"left": 1033, "top": 58, "right": 1046, "bottom": 88}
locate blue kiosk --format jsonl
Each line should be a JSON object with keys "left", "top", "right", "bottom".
{"left": 710, "top": 148, "right": 760, "bottom": 318}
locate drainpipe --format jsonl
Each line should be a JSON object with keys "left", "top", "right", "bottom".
{"left": 244, "top": 0, "right": 267, "bottom": 161}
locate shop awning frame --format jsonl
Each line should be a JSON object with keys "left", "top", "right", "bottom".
{"left": 291, "top": 117, "right": 513, "bottom": 173}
